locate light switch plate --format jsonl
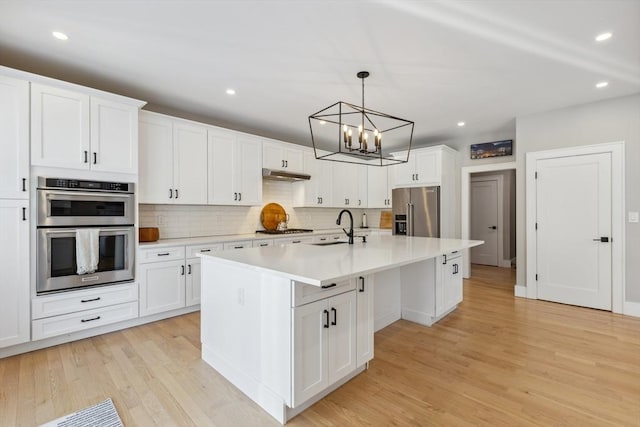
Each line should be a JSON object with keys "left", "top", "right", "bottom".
{"left": 629, "top": 211, "right": 639, "bottom": 223}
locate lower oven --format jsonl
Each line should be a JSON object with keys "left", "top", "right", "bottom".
{"left": 37, "top": 226, "right": 135, "bottom": 294}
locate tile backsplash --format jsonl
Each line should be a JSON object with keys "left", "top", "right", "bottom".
{"left": 140, "top": 180, "right": 385, "bottom": 239}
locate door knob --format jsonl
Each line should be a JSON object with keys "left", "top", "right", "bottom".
{"left": 488, "top": 226, "right": 497, "bottom": 229}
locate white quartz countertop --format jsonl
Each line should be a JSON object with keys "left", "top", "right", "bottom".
{"left": 138, "top": 228, "right": 378, "bottom": 249}
{"left": 199, "top": 235, "right": 483, "bottom": 286}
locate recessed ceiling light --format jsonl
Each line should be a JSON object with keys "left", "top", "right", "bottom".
{"left": 595, "top": 32, "right": 612, "bottom": 42}
{"left": 226, "top": 88, "right": 236, "bottom": 95}
{"left": 319, "top": 120, "right": 327, "bottom": 125}
{"left": 52, "top": 31, "right": 68, "bottom": 41}
{"left": 457, "top": 121, "right": 465, "bottom": 127}
{"left": 595, "top": 81, "right": 609, "bottom": 88}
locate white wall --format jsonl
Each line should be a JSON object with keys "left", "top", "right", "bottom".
{"left": 515, "top": 94, "right": 640, "bottom": 302}
{"left": 140, "top": 180, "right": 381, "bottom": 239}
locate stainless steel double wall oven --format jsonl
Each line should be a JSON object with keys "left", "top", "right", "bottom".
{"left": 36, "top": 177, "right": 135, "bottom": 294}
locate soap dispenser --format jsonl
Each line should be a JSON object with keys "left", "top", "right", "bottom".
{"left": 362, "top": 212, "right": 367, "bottom": 228}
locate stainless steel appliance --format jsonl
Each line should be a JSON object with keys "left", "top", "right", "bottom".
{"left": 36, "top": 177, "right": 135, "bottom": 294}
{"left": 392, "top": 186, "right": 440, "bottom": 237}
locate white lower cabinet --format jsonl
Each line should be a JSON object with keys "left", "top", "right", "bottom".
{"left": 356, "top": 275, "right": 374, "bottom": 367}
{"left": 0, "top": 200, "right": 29, "bottom": 348}
{"left": 30, "top": 283, "right": 139, "bottom": 341}
{"left": 275, "top": 236, "right": 313, "bottom": 246}
{"left": 292, "top": 286, "right": 357, "bottom": 407}
{"left": 435, "top": 251, "right": 463, "bottom": 317}
{"left": 139, "top": 243, "right": 223, "bottom": 316}
{"left": 139, "top": 259, "right": 186, "bottom": 316}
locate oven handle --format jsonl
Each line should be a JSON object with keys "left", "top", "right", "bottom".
{"left": 41, "top": 227, "right": 134, "bottom": 234}
{"left": 43, "top": 190, "right": 133, "bottom": 199}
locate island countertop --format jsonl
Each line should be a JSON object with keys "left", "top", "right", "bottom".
{"left": 199, "top": 235, "right": 483, "bottom": 286}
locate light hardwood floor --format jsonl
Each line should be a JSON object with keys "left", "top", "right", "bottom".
{"left": 2, "top": 265, "right": 639, "bottom": 426}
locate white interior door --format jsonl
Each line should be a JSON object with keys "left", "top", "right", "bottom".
{"left": 536, "top": 153, "right": 611, "bottom": 310}
{"left": 470, "top": 179, "right": 499, "bottom": 266}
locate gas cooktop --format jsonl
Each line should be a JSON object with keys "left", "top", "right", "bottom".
{"left": 256, "top": 228, "right": 313, "bottom": 235}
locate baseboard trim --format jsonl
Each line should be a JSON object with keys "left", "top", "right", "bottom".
{"left": 623, "top": 301, "right": 640, "bottom": 317}
{"left": 514, "top": 285, "right": 527, "bottom": 298}
{"left": 499, "top": 259, "right": 512, "bottom": 268}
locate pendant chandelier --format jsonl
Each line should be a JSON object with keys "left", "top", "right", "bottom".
{"left": 308, "top": 71, "right": 414, "bottom": 166}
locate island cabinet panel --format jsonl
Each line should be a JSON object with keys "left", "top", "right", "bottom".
{"left": 292, "top": 289, "right": 356, "bottom": 407}
{"left": 356, "top": 275, "right": 374, "bottom": 367}
{"left": 436, "top": 251, "right": 463, "bottom": 317}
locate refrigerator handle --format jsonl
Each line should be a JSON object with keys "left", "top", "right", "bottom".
{"left": 407, "top": 203, "right": 414, "bottom": 236}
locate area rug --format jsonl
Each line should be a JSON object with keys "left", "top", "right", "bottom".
{"left": 40, "top": 398, "right": 123, "bottom": 427}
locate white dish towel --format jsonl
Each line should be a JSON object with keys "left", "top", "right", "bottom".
{"left": 76, "top": 229, "right": 100, "bottom": 274}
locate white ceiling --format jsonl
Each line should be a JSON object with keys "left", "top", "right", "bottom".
{"left": 1, "top": 0, "right": 638, "bottom": 148}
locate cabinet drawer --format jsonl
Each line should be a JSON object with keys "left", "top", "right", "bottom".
{"left": 32, "top": 301, "right": 138, "bottom": 341}
{"left": 139, "top": 246, "right": 185, "bottom": 263}
{"left": 253, "top": 239, "right": 274, "bottom": 248}
{"left": 186, "top": 243, "right": 223, "bottom": 258}
{"left": 442, "top": 250, "right": 462, "bottom": 264}
{"left": 276, "top": 237, "right": 314, "bottom": 246}
{"left": 223, "top": 241, "right": 253, "bottom": 250}
{"left": 292, "top": 278, "right": 355, "bottom": 307}
{"left": 312, "top": 234, "right": 342, "bottom": 243}
{"left": 32, "top": 283, "right": 138, "bottom": 319}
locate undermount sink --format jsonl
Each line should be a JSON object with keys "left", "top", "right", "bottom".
{"left": 311, "top": 241, "right": 349, "bottom": 246}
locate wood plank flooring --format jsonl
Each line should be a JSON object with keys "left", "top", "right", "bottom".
{"left": 2, "top": 265, "right": 639, "bottom": 426}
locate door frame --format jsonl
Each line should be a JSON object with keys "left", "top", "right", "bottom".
{"left": 461, "top": 161, "right": 516, "bottom": 279}
{"left": 470, "top": 174, "right": 505, "bottom": 267}
{"left": 526, "top": 141, "right": 625, "bottom": 313}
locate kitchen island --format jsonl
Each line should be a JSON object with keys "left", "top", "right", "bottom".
{"left": 199, "top": 235, "right": 482, "bottom": 424}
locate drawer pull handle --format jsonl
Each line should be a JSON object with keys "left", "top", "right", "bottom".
{"left": 359, "top": 276, "right": 365, "bottom": 292}
{"left": 157, "top": 252, "right": 170, "bottom": 256}
{"left": 200, "top": 249, "right": 211, "bottom": 252}
{"left": 323, "top": 309, "right": 330, "bottom": 328}
{"left": 234, "top": 246, "right": 243, "bottom": 249}
{"left": 321, "top": 283, "right": 337, "bottom": 289}
{"left": 331, "top": 307, "right": 337, "bottom": 325}
{"left": 292, "top": 240, "right": 301, "bottom": 244}
{"left": 81, "top": 297, "right": 101, "bottom": 303}
{"left": 81, "top": 316, "right": 101, "bottom": 323}
{"left": 260, "top": 243, "right": 268, "bottom": 247}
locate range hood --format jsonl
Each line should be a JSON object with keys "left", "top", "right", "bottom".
{"left": 262, "top": 168, "right": 311, "bottom": 182}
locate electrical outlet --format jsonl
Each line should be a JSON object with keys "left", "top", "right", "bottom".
{"left": 157, "top": 215, "right": 166, "bottom": 226}
{"left": 629, "top": 211, "right": 639, "bottom": 223}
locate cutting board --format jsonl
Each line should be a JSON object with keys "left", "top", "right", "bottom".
{"left": 260, "top": 203, "right": 286, "bottom": 231}
{"left": 379, "top": 211, "right": 393, "bottom": 229}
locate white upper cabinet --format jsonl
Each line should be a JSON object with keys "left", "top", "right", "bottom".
{"left": 293, "top": 150, "right": 333, "bottom": 207}
{"left": 391, "top": 148, "right": 441, "bottom": 186}
{"left": 31, "top": 83, "right": 139, "bottom": 173}
{"left": 331, "top": 162, "right": 360, "bottom": 208}
{"left": 90, "top": 97, "right": 138, "bottom": 173}
{"left": 31, "top": 84, "right": 90, "bottom": 169}
{"left": 0, "top": 76, "right": 29, "bottom": 199}
{"left": 172, "top": 121, "right": 208, "bottom": 204}
{"left": 208, "top": 129, "right": 262, "bottom": 206}
{"left": 367, "top": 166, "right": 392, "bottom": 208}
{"left": 263, "top": 140, "right": 304, "bottom": 173}
{"left": 139, "top": 112, "right": 208, "bottom": 204}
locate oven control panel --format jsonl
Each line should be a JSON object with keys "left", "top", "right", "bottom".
{"left": 40, "top": 178, "right": 133, "bottom": 193}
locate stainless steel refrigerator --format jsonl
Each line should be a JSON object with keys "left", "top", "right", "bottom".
{"left": 391, "top": 186, "right": 440, "bottom": 237}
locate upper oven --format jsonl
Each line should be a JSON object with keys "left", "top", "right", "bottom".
{"left": 37, "top": 177, "right": 134, "bottom": 227}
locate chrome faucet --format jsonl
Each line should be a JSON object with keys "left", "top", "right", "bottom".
{"left": 337, "top": 209, "right": 354, "bottom": 244}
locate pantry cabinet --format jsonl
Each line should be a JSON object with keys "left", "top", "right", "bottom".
{"left": 139, "top": 112, "right": 208, "bottom": 204}
{"left": 31, "top": 83, "right": 139, "bottom": 173}
{"left": 0, "top": 200, "right": 30, "bottom": 348}
{"left": 208, "top": 129, "right": 263, "bottom": 206}
{"left": 0, "top": 76, "right": 29, "bottom": 199}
